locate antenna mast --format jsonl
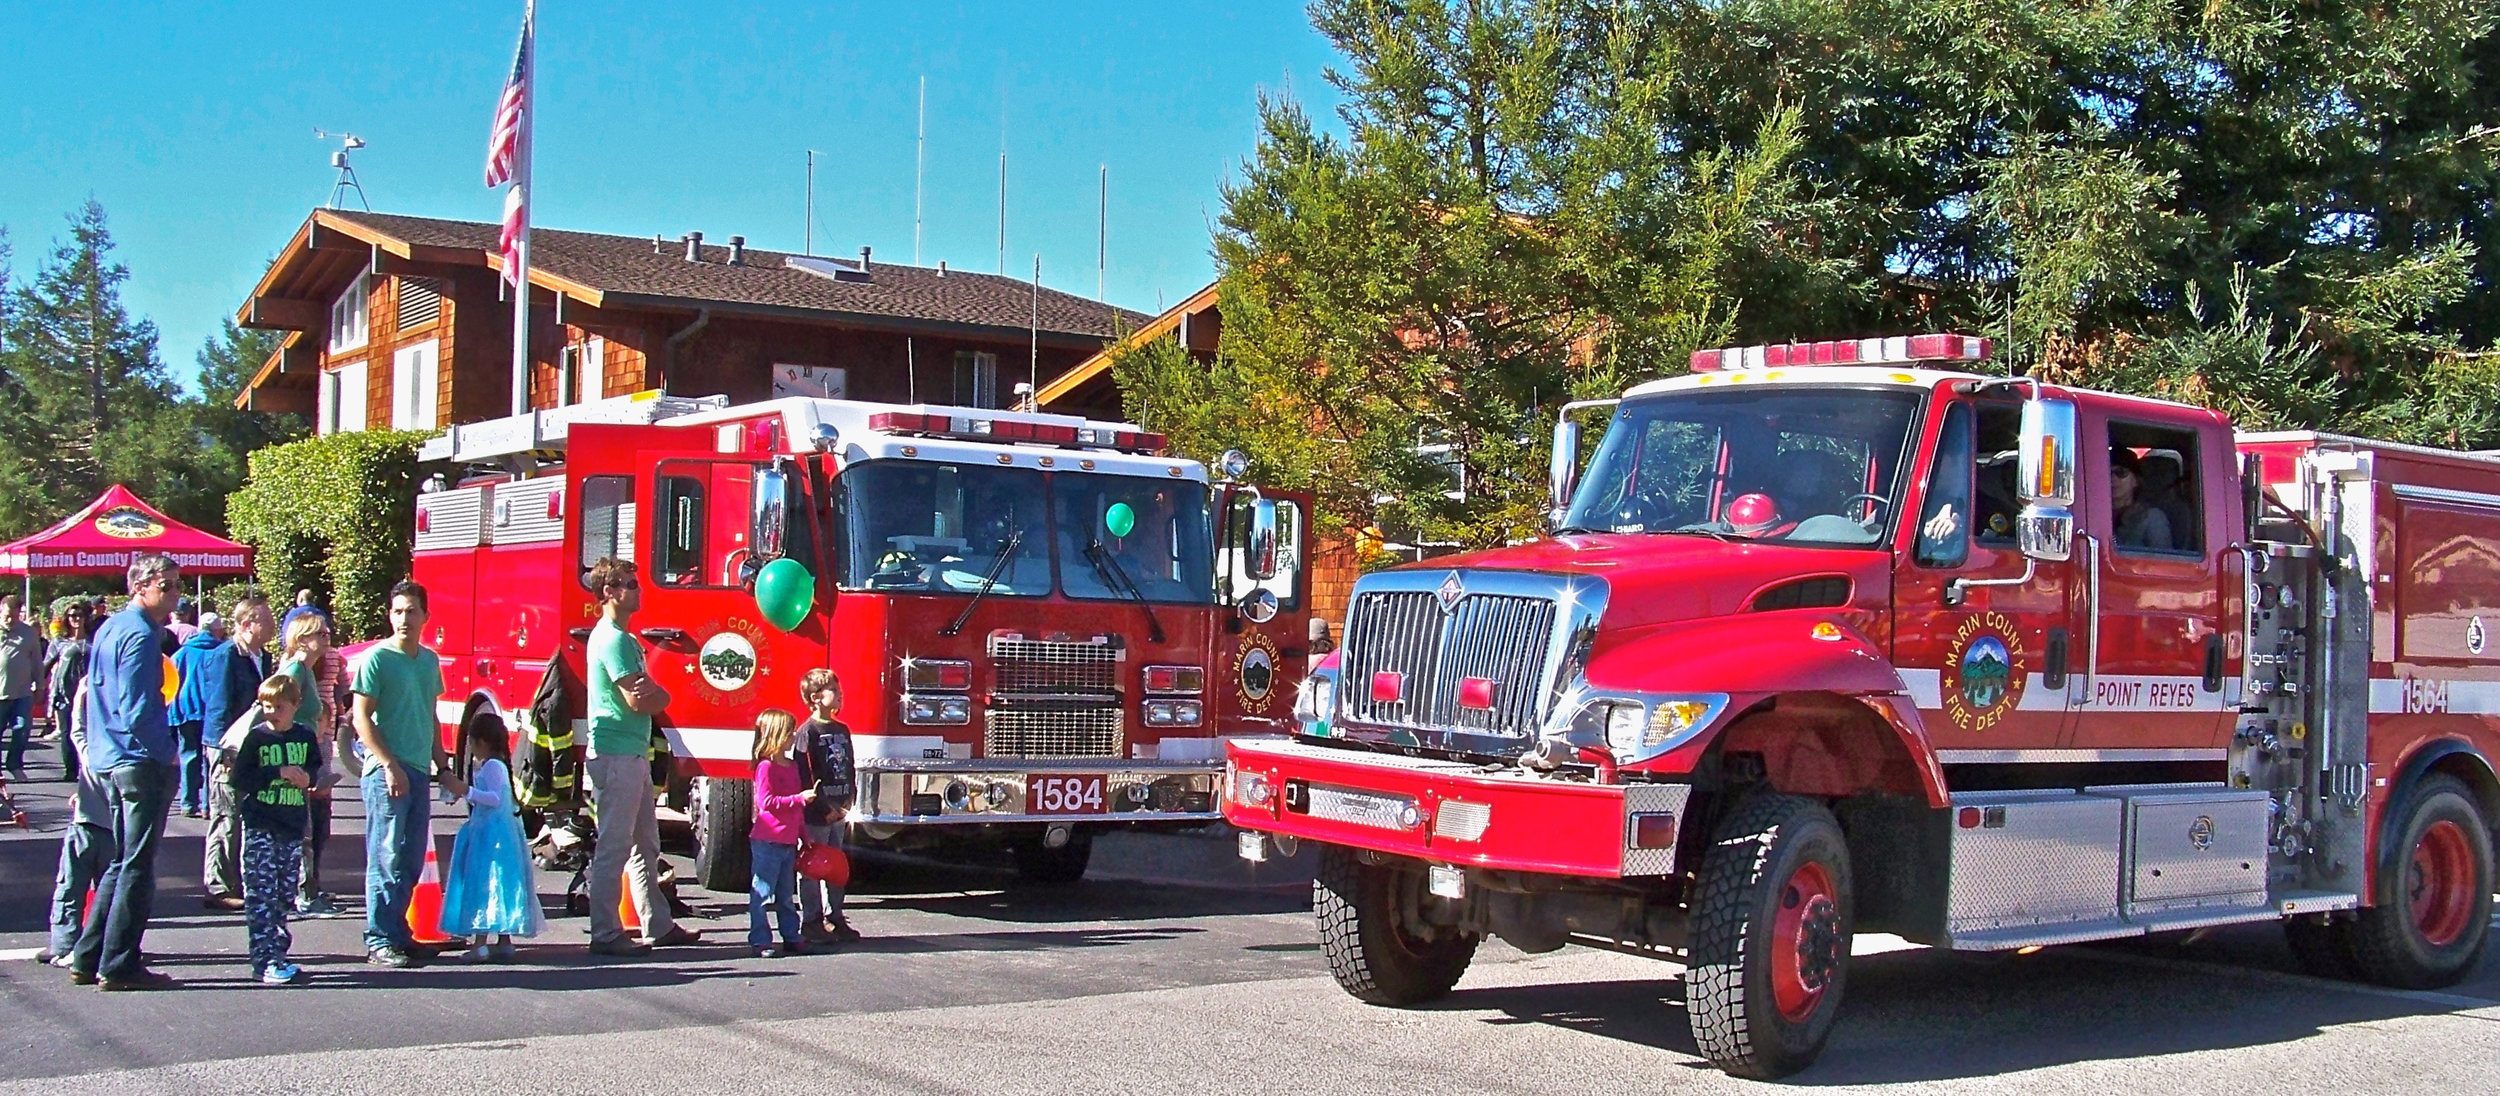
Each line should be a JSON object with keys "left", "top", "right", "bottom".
{"left": 1097, "top": 163, "right": 1107, "bottom": 301}
{"left": 315, "top": 130, "right": 369, "bottom": 210}
{"left": 805, "top": 149, "right": 816, "bottom": 256}
{"left": 914, "top": 76, "right": 926, "bottom": 266}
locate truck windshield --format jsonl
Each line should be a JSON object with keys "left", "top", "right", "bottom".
{"left": 836, "top": 461, "right": 1216, "bottom": 603}
{"left": 840, "top": 461, "right": 1053, "bottom": 596}
{"left": 1562, "top": 386, "right": 1924, "bottom": 547}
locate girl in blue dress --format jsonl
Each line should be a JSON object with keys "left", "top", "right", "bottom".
{"left": 439, "top": 719, "right": 543, "bottom": 961}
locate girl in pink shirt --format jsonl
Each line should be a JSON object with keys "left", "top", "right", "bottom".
{"left": 748, "top": 709, "right": 814, "bottom": 958}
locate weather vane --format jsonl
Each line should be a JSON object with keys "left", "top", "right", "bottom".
{"left": 315, "top": 129, "right": 369, "bottom": 210}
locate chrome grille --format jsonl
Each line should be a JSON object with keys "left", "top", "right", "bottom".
{"left": 985, "top": 702, "right": 1124, "bottom": 759}
{"left": 1341, "top": 589, "right": 1558, "bottom": 734}
{"left": 990, "top": 634, "right": 1122, "bottom": 694}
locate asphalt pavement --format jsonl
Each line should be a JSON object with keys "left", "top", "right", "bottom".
{"left": 3, "top": 728, "right": 2497, "bottom": 1093}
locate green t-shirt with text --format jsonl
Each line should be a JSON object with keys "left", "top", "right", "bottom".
{"left": 352, "top": 642, "right": 443, "bottom": 776}
{"left": 586, "top": 618, "right": 655, "bottom": 758}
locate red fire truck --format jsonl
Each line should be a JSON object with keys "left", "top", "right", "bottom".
{"left": 1225, "top": 334, "right": 2498, "bottom": 1078}
{"left": 410, "top": 390, "right": 1313, "bottom": 890}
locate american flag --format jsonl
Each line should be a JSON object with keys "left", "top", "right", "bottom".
{"left": 484, "top": 1, "right": 533, "bottom": 289}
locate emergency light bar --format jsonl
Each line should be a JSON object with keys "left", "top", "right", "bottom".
{"left": 867, "top": 411, "right": 1167, "bottom": 453}
{"left": 1689, "top": 333, "right": 1992, "bottom": 373}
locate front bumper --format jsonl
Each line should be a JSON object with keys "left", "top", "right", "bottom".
{"left": 855, "top": 758, "right": 1223, "bottom": 826}
{"left": 1223, "top": 738, "right": 1692, "bottom": 878}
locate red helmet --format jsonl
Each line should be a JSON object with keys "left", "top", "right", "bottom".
{"left": 797, "top": 842, "right": 852, "bottom": 886}
{"left": 1726, "top": 492, "right": 1781, "bottom": 534}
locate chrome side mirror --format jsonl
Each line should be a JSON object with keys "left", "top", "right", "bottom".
{"left": 1238, "top": 587, "right": 1279, "bottom": 624}
{"left": 1246, "top": 497, "right": 1280, "bottom": 581}
{"left": 1548, "top": 418, "right": 1581, "bottom": 522}
{"left": 2017, "top": 398, "right": 2078, "bottom": 506}
{"left": 752, "top": 464, "right": 790, "bottom": 561}
{"left": 2017, "top": 504, "right": 2074, "bottom": 563}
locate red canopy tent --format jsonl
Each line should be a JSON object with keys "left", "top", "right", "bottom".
{"left": 0, "top": 485, "right": 254, "bottom": 600}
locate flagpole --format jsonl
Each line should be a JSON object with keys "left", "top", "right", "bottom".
{"left": 507, "top": 0, "right": 536, "bottom": 418}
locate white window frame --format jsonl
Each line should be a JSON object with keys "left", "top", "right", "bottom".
{"left": 334, "top": 361, "right": 368, "bottom": 433}
{"left": 328, "top": 271, "right": 370, "bottom": 354}
{"left": 580, "top": 336, "right": 604, "bottom": 405}
{"left": 391, "top": 339, "right": 438, "bottom": 430}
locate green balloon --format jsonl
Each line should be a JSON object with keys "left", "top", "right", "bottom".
{"left": 1104, "top": 502, "right": 1136, "bottom": 538}
{"left": 754, "top": 557, "right": 815, "bottom": 631}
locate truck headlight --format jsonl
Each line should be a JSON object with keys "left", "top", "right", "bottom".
{"left": 1603, "top": 702, "right": 1646, "bottom": 753}
{"left": 902, "top": 694, "right": 972, "bottom": 725}
{"left": 1143, "top": 699, "right": 1203, "bottom": 727}
{"left": 1294, "top": 674, "right": 1336, "bottom": 728}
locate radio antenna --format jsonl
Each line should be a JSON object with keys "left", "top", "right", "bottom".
{"left": 914, "top": 76, "right": 926, "bottom": 266}
{"left": 314, "top": 129, "right": 369, "bottom": 210}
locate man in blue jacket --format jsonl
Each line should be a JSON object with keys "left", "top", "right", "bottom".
{"left": 168, "top": 615, "right": 225, "bottom": 817}
{"left": 69, "top": 553, "right": 183, "bottom": 991}
{"left": 196, "top": 595, "right": 273, "bottom": 910}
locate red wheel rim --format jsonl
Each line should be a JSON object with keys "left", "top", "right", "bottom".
{"left": 2408, "top": 820, "right": 2476, "bottom": 948}
{"left": 1770, "top": 861, "right": 1842, "bottom": 1022}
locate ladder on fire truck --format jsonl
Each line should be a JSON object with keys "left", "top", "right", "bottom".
{"left": 416, "top": 389, "right": 732, "bottom": 467}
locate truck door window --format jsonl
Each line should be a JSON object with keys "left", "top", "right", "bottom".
{"left": 2107, "top": 422, "right": 2202, "bottom": 556}
{"left": 651, "top": 467, "right": 708, "bottom": 587}
{"left": 1973, "top": 404, "right": 2023, "bottom": 545}
{"left": 1220, "top": 493, "right": 1302, "bottom": 610}
{"left": 576, "top": 475, "right": 633, "bottom": 587}
{"left": 1915, "top": 404, "right": 1974, "bottom": 568}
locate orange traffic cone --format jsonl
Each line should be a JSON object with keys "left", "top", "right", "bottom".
{"left": 407, "top": 844, "right": 455, "bottom": 945}
{"left": 617, "top": 870, "right": 642, "bottom": 933}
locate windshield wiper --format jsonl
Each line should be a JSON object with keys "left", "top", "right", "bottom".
{"left": 1550, "top": 524, "right": 1603, "bottom": 536}
{"left": 1083, "top": 537, "right": 1167, "bottom": 644}
{"left": 941, "top": 527, "right": 1023, "bottom": 637}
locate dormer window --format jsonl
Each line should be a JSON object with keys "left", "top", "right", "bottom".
{"left": 329, "top": 270, "right": 370, "bottom": 353}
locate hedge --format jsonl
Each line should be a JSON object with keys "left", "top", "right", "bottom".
{"left": 226, "top": 430, "right": 430, "bottom": 642}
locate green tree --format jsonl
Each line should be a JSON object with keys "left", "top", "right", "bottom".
{"left": 1122, "top": 0, "right": 1813, "bottom": 548}
{"left": 191, "top": 318, "right": 305, "bottom": 497}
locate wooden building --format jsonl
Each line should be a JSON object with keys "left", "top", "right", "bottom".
{"left": 235, "top": 209, "right": 1148, "bottom": 432}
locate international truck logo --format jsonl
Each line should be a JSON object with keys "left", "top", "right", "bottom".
{"left": 1941, "top": 612, "right": 2026, "bottom": 733}
{"left": 94, "top": 507, "right": 164, "bottom": 539}
{"left": 698, "top": 632, "right": 758, "bottom": 691}
{"left": 1436, "top": 572, "right": 1466, "bottom": 613}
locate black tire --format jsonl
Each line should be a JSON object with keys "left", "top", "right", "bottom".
{"left": 2283, "top": 914, "right": 2363, "bottom": 981}
{"left": 1009, "top": 830, "right": 1095, "bottom": 885}
{"left": 691, "top": 776, "right": 753, "bottom": 892}
{"left": 1687, "top": 793, "right": 1854, "bottom": 1081}
{"left": 1313, "top": 845, "right": 1479, "bottom": 1005}
{"left": 2344, "top": 773, "right": 2494, "bottom": 989}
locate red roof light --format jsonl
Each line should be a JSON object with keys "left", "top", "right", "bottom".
{"left": 1691, "top": 334, "right": 1991, "bottom": 372}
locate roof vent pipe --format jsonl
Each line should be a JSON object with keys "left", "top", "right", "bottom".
{"left": 728, "top": 235, "right": 746, "bottom": 266}
{"left": 938, "top": 260, "right": 947, "bottom": 277}
{"left": 684, "top": 231, "right": 703, "bottom": 262}
{"left": 859, "top": 246, "right": 871, "bottom": 273}
{"left": 652, "top": 233, "right": 664, "bottom": 254}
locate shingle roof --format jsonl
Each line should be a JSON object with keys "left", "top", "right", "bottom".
{"left": 326, "top": 211, "right": 1150, "bottom": 340}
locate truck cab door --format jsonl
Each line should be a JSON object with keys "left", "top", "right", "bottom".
{"left": 1892, "top": 398, "right": 2079, "bottom": 755}
{"left": 2065, "top": 412, "right": 2235, "bottom": 751}
{"left": 1213, "top": 486, "right": 1313, "bottom": 735}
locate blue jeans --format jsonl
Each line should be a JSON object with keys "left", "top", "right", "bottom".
{"left": 173, "top": 721, "right": 205, "bottom": 812}
{"left": 49, "top": 699, "right": 77, "bottom": 780}
{"left": 749, "top": 839, "right": 800, "bottom": 949}
{"left": 48, "top": 822, "right": 109, "bottom": 957}
{"left": 360, "top": 761, "right": 431, "bottom": 953}
{"left": 0, "top": 695, "right": 30, "bottom": 773}
{"left": 71, "top": 762, "right": 175, "bottom": 981}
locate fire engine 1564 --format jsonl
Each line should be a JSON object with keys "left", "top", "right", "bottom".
{"left": 1225, "top": 334, "right": 2497, "bottom": 1078}
{"left": 411, "top": 390, "right": 1313, "bottom": 890}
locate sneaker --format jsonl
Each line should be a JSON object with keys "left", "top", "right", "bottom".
{"left": 257, "top": 962, "right": 302, "bottom": 986}
{"left": 780, "top": 940, "right": 810, "bottom": 956}
{"left": 801, "top": 920, "right": 839, "bottom": 946}
{"left": 295, "top": 894, "right": 344, "bottom": 918}
{"left": 201, "top": 895, "right": 244, "bottom": 912}
{"left": 366, "top": 947, "right": 415, "bottom": 969}
{"left": 99, "top": 969, "right": 176, "bottom": 991}
{"left": 68, "top": 968, "right": 97, "bottom": 986}
{"left": 588, "top": 938, "right": 653, "bottom": 958}
{"left": 754, "top": 946, "right": 784, "bottom": 959}
{"left": 491, "top": 942, "right": 518, "bottom": 964}
{"left": 44, "top": 952, "right": 74, "bottom": 969}
{"left": 830, "top": 922, "right": 864, "bottom": 944}
{"left": 646, "top": 925, "right": 703, "bottom": 948}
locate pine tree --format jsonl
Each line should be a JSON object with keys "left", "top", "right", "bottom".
{"left": 191, "top": 318, "right": 305, "bottom": 505}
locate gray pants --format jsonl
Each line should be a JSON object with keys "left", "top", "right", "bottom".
{"left": 799, "top": 822, "right": 848, "bottom": 925}
{"left": 202, "top": 764, "right": 242, "bottom": 900}
{"left": 585, "top": 752, "right": 676, "bottom": 945}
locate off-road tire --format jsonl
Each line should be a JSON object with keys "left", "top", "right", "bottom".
{"left": 1313, "top": 846, "right": 1479, "bottom": 1005}
{"left": 2344, "top": 773, "right": 2493, "bottom": 989}
{"left": 691, "top": 776, "right": 753, "bottom": 892}
{"left": 2282, "top": 914, "right": 2363, "bottom": 981}
{"left": 1687, "top": 793, "right": 1854, "bottom": 1081}
{"left": 1009, "top": 830, "right": 1095, "bottom": 885}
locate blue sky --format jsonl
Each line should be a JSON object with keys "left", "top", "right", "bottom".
{"left": 0, "top": 1, "right": 1343, "bottom": 388}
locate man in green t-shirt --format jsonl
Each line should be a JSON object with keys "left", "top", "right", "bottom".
{"left": 353, "top": 581, "right": 464, "bottom": 968}
{"left": 583, "top": 558, "right": 700, "bottom": 956}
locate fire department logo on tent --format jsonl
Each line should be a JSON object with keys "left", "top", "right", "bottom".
{"left": 93, "top": 507, "right": 165, "bottom": 540}
{"left": 1942, "top": 612, "right": 2026, "bottom": 733}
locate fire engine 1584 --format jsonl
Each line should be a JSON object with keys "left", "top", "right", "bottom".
{"left": 411, "top": 390, "right": 1313, "bottom": 889}
{"left": 1224, "top": 334, "right": 2497, "bottom": 1078}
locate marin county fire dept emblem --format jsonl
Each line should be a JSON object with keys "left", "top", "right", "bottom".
{"left": 94, "top": 506, "right": 164, "bottom": 539}
{"left": 697, "top": 626, "right": 760, "bottom": 694}
{"left": 1941, "top": 612, "right": 2026, "bottom": 733}
{"left": 1235, "top": 631, "right": 1281, "bottom": 714}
